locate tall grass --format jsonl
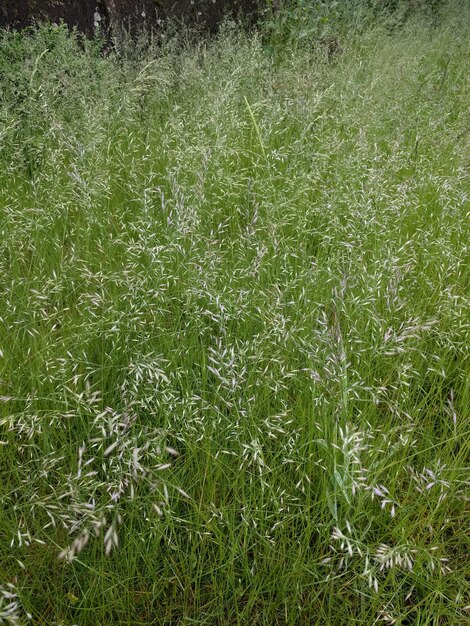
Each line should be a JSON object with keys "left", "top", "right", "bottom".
{"left": 0, "top": 4, "right": 469, "bottom": 624}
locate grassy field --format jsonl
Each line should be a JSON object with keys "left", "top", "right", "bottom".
{"left": 0, "top": 3, "right": 469, "bottom": 624}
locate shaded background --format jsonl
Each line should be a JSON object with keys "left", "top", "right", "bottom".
{"left": 0, "top": 0, "right": 264, "bottom": 36}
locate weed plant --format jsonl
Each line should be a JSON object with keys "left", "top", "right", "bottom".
{"left": 0, "top": 3, "right": 469, "bottom": 624}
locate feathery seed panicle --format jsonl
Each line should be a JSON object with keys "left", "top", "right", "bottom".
{"left": 0, "top": 6, "right": 469, "bottom": 623}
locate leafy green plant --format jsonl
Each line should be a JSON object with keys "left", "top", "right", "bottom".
{"left": 0, "top": 3, "right": 469, "bottom": 623}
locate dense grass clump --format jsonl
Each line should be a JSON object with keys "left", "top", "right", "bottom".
{"left": 0, "top": 4, "right": 469, "bottom": 624}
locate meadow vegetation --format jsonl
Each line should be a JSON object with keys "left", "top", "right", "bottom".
{"left": 0, "top": 2, "right": 469, "bottom": 623}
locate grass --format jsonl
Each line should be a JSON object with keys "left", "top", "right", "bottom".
{"left": 0, "top": 3, "right": 469, "bottom": 624}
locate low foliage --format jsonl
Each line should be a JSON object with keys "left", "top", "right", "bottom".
{"left": 0, "top": 3, "right": 469, "bottom": 624}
